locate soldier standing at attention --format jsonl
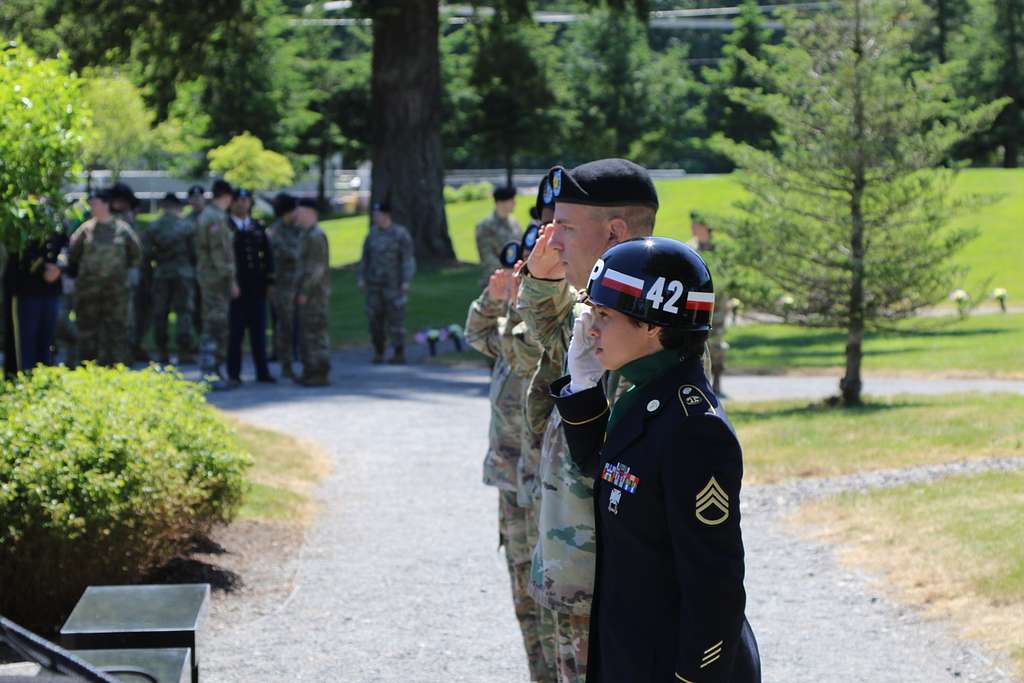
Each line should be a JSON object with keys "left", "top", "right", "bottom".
{"left": 476, "top": 185, "right": 520, "bottom": 287}
{"left": 293, "top": 198, "right": 331, "bottom": 386}
{"left": 194, "top": 179, "right": 238, "bottom": 388}
{"left": 517, "top": 159, "right": 659, "bottom": 682}
{"left": 109, "top": 182, "right": 151, "bottom": 363}
{"left": 149, "top": 192, "right": 196, "bottom": 364}
{"left": 186, "top": 185, "right": 206, "bottom": 337}
{"left": 553, "top": 238, "right": 760, "bottom": 683}
{"left": 357, "top": 200, "right": 415, "bottom": 364}
{"left": 689, "top": 211, "right": 730, "bottom": 395}
{"left": 266, "top": 193, "right": 301, "bottom": 379}
{"left": 226, "top": 188, "right": 275, "bottom": 386}
{"left": 66, "top": 189, "right": 143, "bottom": 366}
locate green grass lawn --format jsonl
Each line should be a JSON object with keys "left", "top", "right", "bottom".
{"left": 727, "top": 313, "right": 1024, "bottom": 377}
{"left": 728, "top": 392, "right": 1024, "bottom": 484}
{"left": 797, "top": 469, "right": 1024, "bottom": 676}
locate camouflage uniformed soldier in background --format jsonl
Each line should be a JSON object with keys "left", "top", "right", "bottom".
{"left": 66, "top": 189, "right": 143, "bottom": 366}
{"left": 475, "top": 185, "right": 520, "bottom": 287}
{"left": 149, "top": 192, "right": 196, "bottom": 364}
{"left": 466, "top": 243, "right": 555, "bottom": 682}
{"left": 689, "top": 210, "right": 729, "bottom": 395}
{"left": 517, "top": 160, "right": 659, "bottom": 683}
{"left": 186, "top": 185, "right": 206, "bottom": 337}
{"left": 358, "top": 200, "right": 415, "bottom": 364}
{"left": 293, "top": 198, "right": 331, "bottom": 386}
{"left": 266, "top": 193, "right": 301, "bottom": 379}
{"left": 194, "top": 179, "right": 238, "bottom": 386}
{"left": 109, "top": 182, "right": 150, "bottom": 362}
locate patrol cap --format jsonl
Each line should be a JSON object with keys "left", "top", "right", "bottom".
{"left": 499, "top": 241, "right": 521, "bottom": 268}
{"left": 492, "top": 185, "right": 516, "bottom": 201}
{"left": 547, "top": 158, "right": 658, "bottom": 210}
{"left": 187, "top": 184, "right": 206, "bottom": 197}
{"left": 88, "top": 188, "right": 114, "bottom": 204}
{"left": 587, "top": 237, "right": 714, "bottom": 331}
{"left": 212, "top": 179, "right": 233, "bottom": 197}
{"left": 160, "top": 192, "right": 183, "bottom": 205}
{"left": 233, "top": 187, "right": 253, "bottom": 200}
{"left": 372, "top": 199, "right": 391, "bottom": 213}
{"left": 296, "top": 197, "right": 319, "bottom": 210}
{"left": 272, "top": 192, "right": 298, "bottom": 217}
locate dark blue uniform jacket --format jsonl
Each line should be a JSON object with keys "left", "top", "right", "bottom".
{"left": 553, "top": 354, "right": 760, "bottom": 683}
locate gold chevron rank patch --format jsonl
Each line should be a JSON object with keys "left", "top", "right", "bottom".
{"left": 695, "top": 477, "right": 729, "bottom": 526}
{"left": 700, "top": 640, "right": 723, "bottom": 668}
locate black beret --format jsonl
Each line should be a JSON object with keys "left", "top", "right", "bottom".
{"left": 492, "top": 185, "right": 517, "bottom": 201}
{"left": 529, "top": 206, "right": 540, "bottom": 220}
{"left": 548, "top": 158, "right": 658, "bottom": 210}
{"left": 187, "top": 184, "right": 206, "bottom": 197}
{"left": 88, "top": 189, "right": 113, "bottom": 203}
{"left": 212, "top": 179, "right": 233, "bottom": 197}
{"left": 233, "top": 187, "right": 253, "bottom": 200}
{"left": 109, "top": 182, "right": 140, "bottom": 207}
{"left": 273, "top": 192, "right": 298, "bottom": 217}
{"left": 296, "top": 197, "right": 319, "bottom": 210}
{"left": 372, "top": 199, "right": 391, "bottom": 213}
{"left": 160, "top": 192, "right": 183, "bottom": 205}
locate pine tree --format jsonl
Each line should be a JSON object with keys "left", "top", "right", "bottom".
{"left": 713, "top": 0, "right": 1007, "bottom": 406}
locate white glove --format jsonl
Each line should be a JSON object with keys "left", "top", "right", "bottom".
{"left": 567, "top": 307, "right": 604, "bottom": 393}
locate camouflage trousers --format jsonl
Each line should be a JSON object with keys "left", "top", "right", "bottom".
{"left": 132, "top": 269, "right": 153, "bottom": 355}
{"left": 298, "top": 293, "right": 331, "bottom": 378}
{"left": 500, "top": 490, "right": 556, "bottom": 682}
{"left": 364, "top": 285, "right": 405, "bottom": 351}
{"left": 270, "top": 286, "right": 298, "bottom": 366}
{"left": 152, "top": 276, "right": 196, "bottom": 357}
{"left": 553, "top": 611, "right": 589, "bottom": 683}
{"left": 198, "top": 277, "right": 231, "bottom": 370}
{"left": 75, "top": 290, "right": 130, "bottom": 367}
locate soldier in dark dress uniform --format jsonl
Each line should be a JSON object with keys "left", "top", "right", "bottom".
{"left": 552, "top": 237, "right": 760, "bottom": 683}
{"left": 226, "top": 188, "right": 275, "bottom": 385}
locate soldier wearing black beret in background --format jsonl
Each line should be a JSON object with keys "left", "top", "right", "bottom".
{"left": 552, "top": 236, "right": 760, "bottom": 683}
{"left": 476, "top": 184, "right": 521, "bottom": 287}
{"left": 226, "top": 188, "right": 275, "bottom": 385}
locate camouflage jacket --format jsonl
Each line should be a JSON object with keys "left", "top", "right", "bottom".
{"left": 194, "top": 204, "right": 235, "bottom": 285}
{"left": 517, "top": 273, "right": 631, "bottom": 615}
{"left": 464, "top": 289, "right": 526, "bottom": 493}
{"left": 475, "top": 212, "right": 520, "bottom": 285}
{"left": 147, "top": 212, "right": 195, "bottom": 280}
{"left": 297, "top": 223, "right": 330, "bottom": 301}
{"left": 267, "top": 218, "right": 303, "bottom": 294}
{"left": 68, "top": 218, "right": 142, "bottom": 297}
{"left": 358, "top": 223, "right": 415, "bottom": 288}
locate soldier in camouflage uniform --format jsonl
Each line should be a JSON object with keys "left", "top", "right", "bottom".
{"left": 194, "top": 179, "right": 238, "bottom": 385}
{"left": 466, "top": 249, "right": 555, "bottom": 682}
{"left": 149, "top": 192, "right": 196, "bottom": 364}
{"left": 358, "top": 200, "right": 415, "bottom": 364}
{"left": 475, "top": 185, "right": 521, "bottom": 287}
{"left": 109, "top": 182, "right": 150, "bottom": 363}
{"left": 689, "top": 211, "right": 729, "bottom": 395}
{"left": 293, "top": 198, "right": 331, "bottom": 386}
{"left": 267, "top": 193, "right": 301, "bottom": 378}
{"left": 517, "top": 160, "right": 659, "bottom": 683}
{"left": 66, "top": 189, "right": 143, "bottom": 366}
{"left": 186, "top": 185, "right": 206, "bottom": 337}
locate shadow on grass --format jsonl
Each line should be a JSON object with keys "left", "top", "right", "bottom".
{"left": 727, "top": 398, "right": 931, "bottom": 423}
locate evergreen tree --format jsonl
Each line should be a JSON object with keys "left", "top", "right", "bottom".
{"left": 713, "top": 0, "right": 1006, "bottom": 406}
{"left": 914, "top": 0, "right": 970, "bottom": 64}
{"left": 702, "top": 0, "right": 776, "bottom": 167}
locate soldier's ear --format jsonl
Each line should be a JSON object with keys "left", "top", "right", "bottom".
{"left": 607, "top": 217, "right": 629, "bottom": 245}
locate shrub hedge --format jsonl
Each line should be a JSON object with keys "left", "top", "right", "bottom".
{"left": 444, "top": 181, "right": 494, "bottom": 204}
{"left": 0, "top": 364, "right": 251, "bottom": 632}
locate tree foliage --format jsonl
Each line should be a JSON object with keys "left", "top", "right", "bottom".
{"left": 712, "top": 0, "right": 1007, "bottom": 405}
{"left": 208, "top": 132, "right": 295, "bottom": 190}
{"left": 81, "top": 74, "right": 153, "bottom": 180}
{"left": 0, "top": 43, "right": 89, "bottom": 249}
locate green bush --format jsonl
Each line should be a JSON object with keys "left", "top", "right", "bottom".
{"left": 0, "top": 364, "right": 251, "bottom": 633}
{"left": 458, "top": 181, "right": 494, "bottom": 203}
{"left": 443, "top": 185, "right": 460, "bottom": 204}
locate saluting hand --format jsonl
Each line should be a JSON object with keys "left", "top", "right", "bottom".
{"left": 526, "top": 223, "right": 565, "bottom": 280}
{"left": 488, "top": 268, "right": 513, "bottom": 302}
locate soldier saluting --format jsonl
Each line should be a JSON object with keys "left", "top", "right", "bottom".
{"left": 553, "top": 237, "right": 760, "bottom": 683}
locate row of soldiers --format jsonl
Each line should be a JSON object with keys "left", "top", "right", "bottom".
{"left": 2, "top": 181, "right": 331, "bottom": 387}
{"left": 465, "top": 162, "right": 747, "bottom": 682}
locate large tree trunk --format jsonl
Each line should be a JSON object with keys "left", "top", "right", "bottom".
{"left": 369, "top": 1, "right": 454, "bottom": 260}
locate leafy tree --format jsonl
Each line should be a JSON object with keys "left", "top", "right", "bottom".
{"left": 208, "top": 133, "right": 295, "bottom": 190}
{"left": 702, "top": 0, "right": 776, "bottom": 167}
{"left": 0, "top": 44, "right": 89, "bottom": 249}
{"left": 712, "top": 0, "right": 1007, "bottom": 406}
{"left": 469, "top": 10, "right": 560, "bottom": 184}
{"left": 148, "top": 80, "right": 213, "bottom": 179}
{"left": 81, "top": 74, "right": 153, "bottom": 181}
{"left": 955, "top": 0, "right": 1024, "bottom": 168}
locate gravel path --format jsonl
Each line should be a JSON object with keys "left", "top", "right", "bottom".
{"left": 202, "top": 354, "right": 1022, "bottom": 682}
